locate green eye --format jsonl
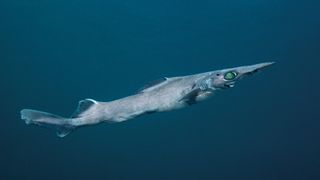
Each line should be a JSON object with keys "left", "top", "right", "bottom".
{"left": 224, "top": 71, "right": 237, "bottom": 80}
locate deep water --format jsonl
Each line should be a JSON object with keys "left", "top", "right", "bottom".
{"left": 1, "top": 0, "right": 320, "bottom": 179}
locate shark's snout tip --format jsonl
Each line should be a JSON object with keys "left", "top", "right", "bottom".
{"left": 261, "top": 61, "right": 275, "bottom": 67}
{"left": 255, "top": 61, "right": 275, "bottom": 70}
{"left": 267, "top": 61, "right": 276, "bottom": 65}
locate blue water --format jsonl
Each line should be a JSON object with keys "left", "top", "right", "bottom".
{"left": 1, "top": 0, "right": 320, "bottom": 179}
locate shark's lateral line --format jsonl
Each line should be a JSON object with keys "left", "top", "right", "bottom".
{"left": 21, "top": 62, "right": 274, "bottom": 137}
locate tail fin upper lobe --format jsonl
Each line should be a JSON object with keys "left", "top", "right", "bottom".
{"left": 20, "top": 109, "right": 75, "bottom": 137}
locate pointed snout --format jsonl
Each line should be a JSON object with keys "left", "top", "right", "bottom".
{"left": 236, "top": 62, "right": 275, "bottom": 76}
{"left": 209, "top": 62, "right": 274, "bottom": 89}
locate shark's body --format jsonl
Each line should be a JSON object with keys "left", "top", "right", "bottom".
{"left": 21, "top": 62, "right": 274, "bottom": 137}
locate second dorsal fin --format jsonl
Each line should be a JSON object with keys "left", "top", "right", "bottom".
{"left": 71, "top": 99, "right": 97, "bottom": 118}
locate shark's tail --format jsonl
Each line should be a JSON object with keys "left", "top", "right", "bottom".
{"left": 20, "top": 99, "right": 99, "bottom": 138}
{"left": 20, "top": 109, "right": 75, "bottom": 137}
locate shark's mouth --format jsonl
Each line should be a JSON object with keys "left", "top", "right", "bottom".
{"left": 224, "top": 82, "right": 235, "bottom": 88}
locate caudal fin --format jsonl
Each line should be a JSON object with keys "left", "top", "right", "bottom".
{"left": 20, "top": 109, "right": 75, "bottom": 137}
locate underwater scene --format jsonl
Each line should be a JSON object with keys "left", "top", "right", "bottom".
{"left": 1, "top": 0, "right": 320, "bottom": 179}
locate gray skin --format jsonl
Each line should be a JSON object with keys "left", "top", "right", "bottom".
{"left": 21, "top": 62, "right": 274, "bottom": 137}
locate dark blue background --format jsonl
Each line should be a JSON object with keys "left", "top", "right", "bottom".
{"left": 1, "top": 0, "right": 319, "bottom": 179}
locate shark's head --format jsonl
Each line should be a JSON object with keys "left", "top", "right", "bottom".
{"left": 208, "top": 62, "right": 275, "bottom": 90}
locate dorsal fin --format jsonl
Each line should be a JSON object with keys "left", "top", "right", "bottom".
{"left": 137, "top": 77, "right": 168, "bottom": 93}
{"left": 71, "top": 99, "right": 97, "bottom": 118}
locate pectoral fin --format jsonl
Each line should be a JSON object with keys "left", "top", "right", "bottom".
{"left": 179, "top": 88, "right": 202, "bottom": 105}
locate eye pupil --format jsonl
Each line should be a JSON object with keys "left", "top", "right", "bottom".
{"left": 224, "top": 71, "right": 237, "bottom": 80}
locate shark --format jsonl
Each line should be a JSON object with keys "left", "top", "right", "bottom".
{"left": 21, "top": 62, "right": 274, "bottom": 137}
